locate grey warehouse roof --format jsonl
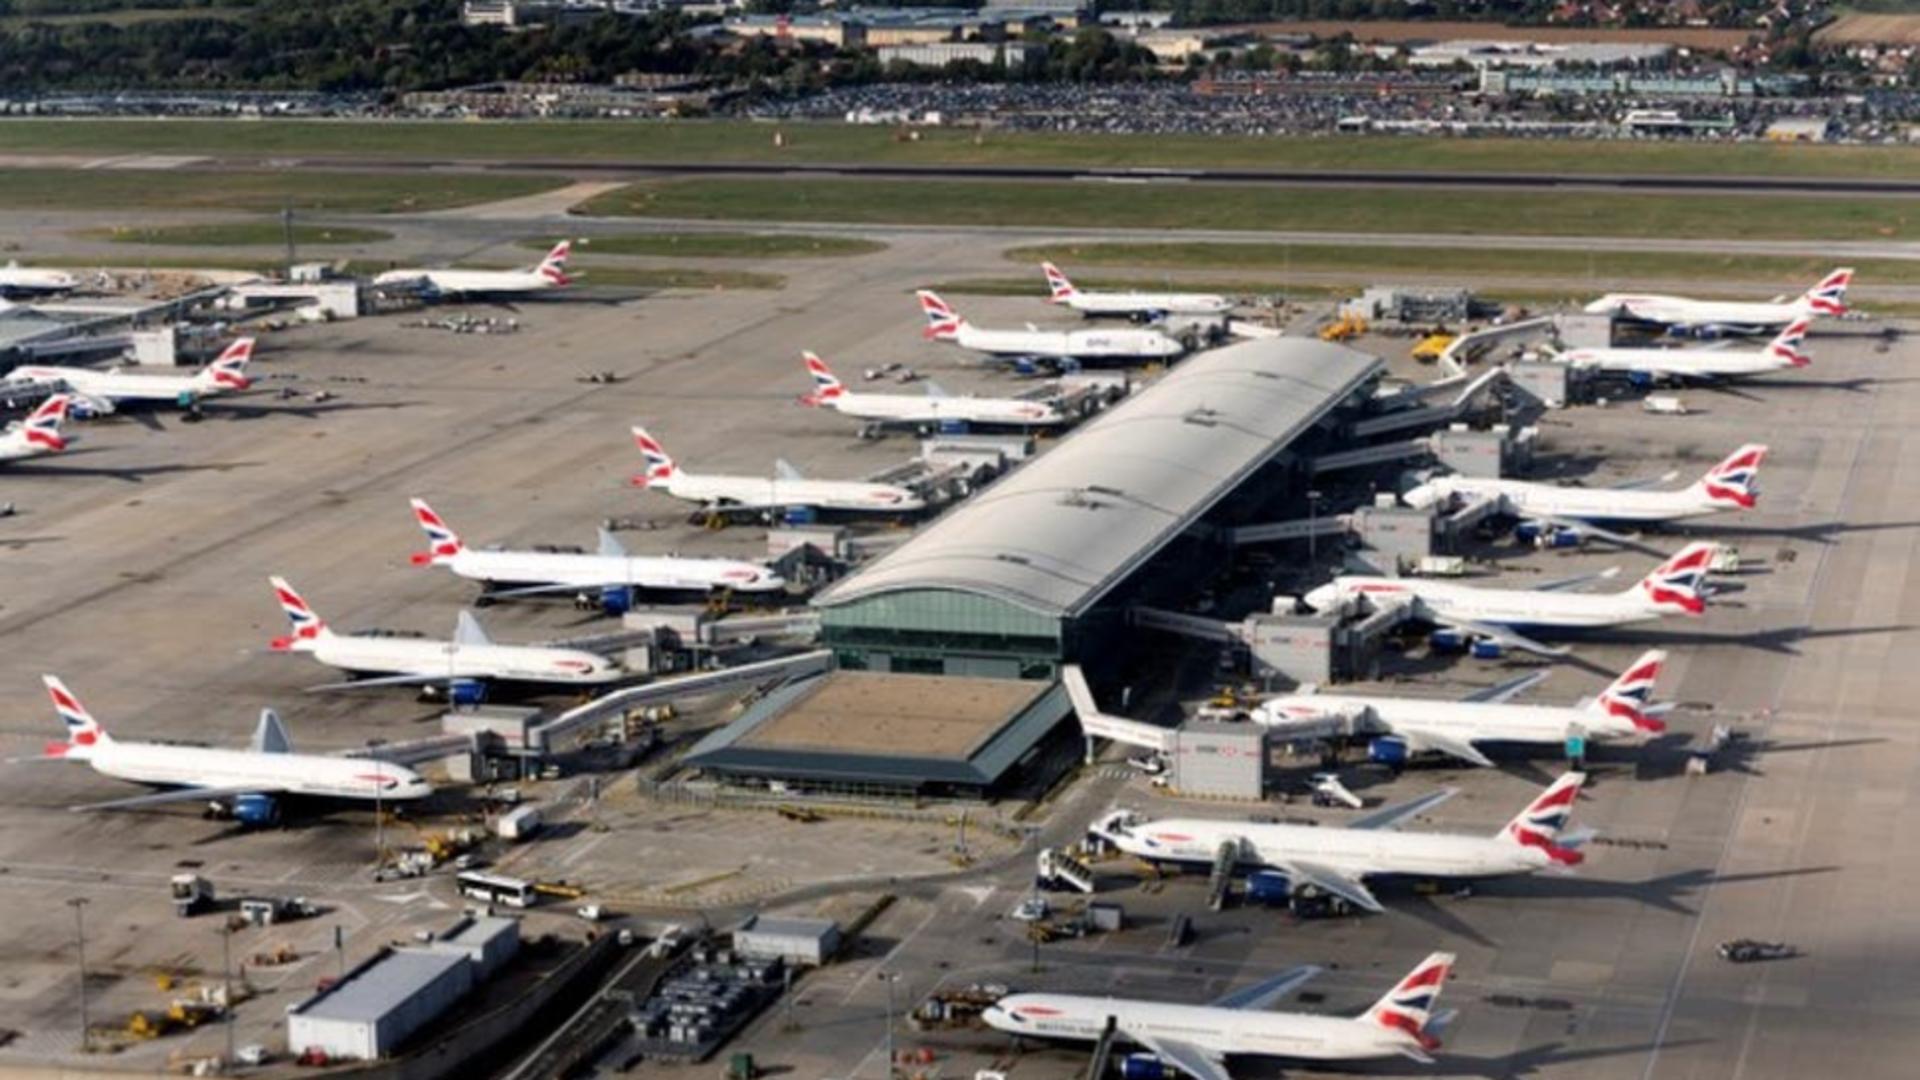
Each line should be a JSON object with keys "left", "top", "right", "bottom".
{"left": 291, "top": 948, "right": 467, "bottom": 1022}
{"left": 814, "top": 338, "right": 1382, "bottom": 619}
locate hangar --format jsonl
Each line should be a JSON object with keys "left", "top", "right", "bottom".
{"left": 811, "top": 338, "right": 1384, "bottom": 681}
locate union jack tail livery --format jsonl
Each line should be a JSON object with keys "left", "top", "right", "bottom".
{"left": 629, "top": 426, "right": 679, "bottom": 488}
{"left": 535, "top": 240, "right": 573, "bottom": 287}
{"left": 1588, "top": 648, "right": 1670, "bottom": 733}
{"left": 915, "top": 290, "right": 964, "bottom": 340}
{"left": 1042, "top": 262, "right": 1078, "bottom": 302}
{"left": 1801, "top": 267, "right": 1852, "bottom": 316}
{"left": 194, "top": 337, "right": 255, "bottom": 392}
{"left": 1636, "top": 542, "right": 1717, "bottom": 616}
{"left": 1360, "top": 952, "right": 1455, "bottom": 1053}
{"left": 408, "top": 498, "right": 466, "bottom": 566}
{"left": 267, "top": 576, "right": 332, "bottom": 651}
{"left": 799, "top": 351, "right": 846, "bottom": 405}
{"left": 1498, "top": 772, "right": 1588, "bottom": 864}
{"left": 21, "top": 393, "right": 70, "bottom": 452}
{"left": 1693, "top": 444, "right": 1768, "bottom": 509}
{"left": 1765, "top": 318, "right": 1812, "bottom": 368}
{"left": 42, "top": 674, "right": 110, "bottom": 759}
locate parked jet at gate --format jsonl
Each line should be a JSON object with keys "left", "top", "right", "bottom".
{"left": 0, "top": 260, "right": 78, "bottom": 297}
{"left": 0, "top": 395, "right": 73, "bottom": 463}
{"left": 8, "top": 337, "right": 254, "bottom": 408}
{"left": 373, "top": 240, "right": 572, "bottom": 298}
{"left": 1583, "top": 269, "right": 1851, "bottom": 333}
{"left": 1404, "top": 445, "right": 1766, "bottom": 547}
{"left": 1301, "top": 543, "right": 1718, "bottom": 657}
{"left": 1252, "top": 650, "right": 1670, "bottom": 767}
{"left": 1557, "top": 320, "right": 1814, "bottom": 381}
{"left": 1095, "top": 772, "right": 1588, "bottom": 913}
{"left": 916, "top": 290, "right": 1184, "bottom": 364}
{"left": 267, "top": 577, "right": 623, "bottom": 698}
{"left": 18, "top": 676, "right": 431, "bottom": 821}
{"left": 1043, "top": 262, "right": 1233, "bottom": 318}
{"left": 631, "top": 426, "right": 925, "bottom": 516}
{"left": 408, "top": 498, "right": 784, "bottom": 603}
{"left": 983, "top": 952, "right": 1458, "bottom": 1078}
{"left": 799, "top": 352, "right": 1068, "bottom": 430}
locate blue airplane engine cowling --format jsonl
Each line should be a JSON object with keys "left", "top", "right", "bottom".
{"left": 600, "top": 586, "right": 633, "bottom": 616}
{"left": 1118, "top": 1055, "right": 1170, "bottom": 1080}
{"left": 1470, "top": 639, "right": 1506, "bottom": 660}
{"left": 449, "top": 679, "right": 488, "bottom": 707}
{"left": 1246, "top": 870, "right": 1292, "bottom": 904}
{"left": 1368, "top": 736, "right": 1411, "bottom": 767}
{"left": 1429, "top": 629, "right": 1468, "bottom": 652}
{"left": 232, "top": 793, "right": 281, "bottom": 827}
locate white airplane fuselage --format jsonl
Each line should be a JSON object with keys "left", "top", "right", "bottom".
{"left": 1106, "top": 816, "right": 1550, "bottom": 879}
{"left": 1255, "top": 693, "right": 1638, "bottom": 746}
{"left": 1311, "top": 578, "right": 1661, "bottom": 631}
{"left": 1560, "top": 345, "right": 1798, "bottom": 378}
{"left": 1424, "top": 476, "right": 1721, "bottom": 524}
{"left": 951, "top": 323, "right": 1183, "bottom": 361}
{"left": 825, "top": 390, "right": 1066, "bottom": 427}
{"left": 10, "top": 366, "right": 226, "bottom": 404}
{"left": 80, "top": 741, "right": 430, "bottom": 803}
{"left": 0, "top": 266, "right": 78, "bottom": 294}
{"left": 303, "top": 634, "right": 622, "bottom": 686}
{"left": 444, "top": 547, "right": 785, "bottom": 593}
{"left": 372, "top": 267, "right": 559, "bottom": 297}
{"left": 1583, "top": 295, "right": 1810, "bottom": 330}
{"left": 655, "top": 471, "right": 925, "bottom": 515}
{"left": 1063, "top": 292, "right": 1232, "bottom": 317}
{"left": 986, "top": 995, "right": 1417, "bottom": 1063}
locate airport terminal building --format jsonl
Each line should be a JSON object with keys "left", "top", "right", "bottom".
{"left": 811, "top": 337, "right": 1384, "bottom": 682}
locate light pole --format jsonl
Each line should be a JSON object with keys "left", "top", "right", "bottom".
{"left": 1307, "top": 489, "right": 1324, "bottom": 563}
{"left": 878, "top": 971, "right": 899, "bottom": 1080}
{"left": 66, "top": 897, "right": 90, "bottom": 1054}
{"left": 220, "top": 923, "right": 236, "bottom": 1066}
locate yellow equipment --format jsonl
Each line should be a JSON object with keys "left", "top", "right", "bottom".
{"left": 1319, "top": 315, "right": 1368, "bottom": 342}
{"left": 532, "top": 880, "right": 587, "bottom": 901}
{"left": 1411, "top": 332, "right": 1456, "bottom": 363}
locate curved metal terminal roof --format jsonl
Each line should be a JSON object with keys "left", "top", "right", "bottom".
{"left": 814, "top": 338, "right": 1382, "bottom": 619}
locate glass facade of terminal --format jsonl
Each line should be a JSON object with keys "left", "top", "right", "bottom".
{"left": 819, "top": 589, "right": 1064, "bottom": 680}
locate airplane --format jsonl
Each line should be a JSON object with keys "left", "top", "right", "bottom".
{"left": 408, "top": 498, "right": 785, "bottom": 611}
{"left": 267, "top": 577, "right": 624, "bottom": 702}
{"left": 0, "top": 260, "right": 79, "bottom": 297}
{"left": 1042, "top": 262, "right": 1233, "bottom": 318}
{"left": 798, "top": 351, "right": 1069, "bottom": 432}
{"left": 1583, "top": 268, "right": 1851, "bottom": 333}
{"left": 372, "top": 240, "right": 573, "bottom": 298}
{"left": 630, "top": 426, "right": 926, "bottom": 517}
{"left": 1252, "top": 650, "right": 1670, "bottom": 768}
{"left": 916, "top": 290, "right": 1185, "bottom": 365}
{"left": 1555, "top": 319, "right": 1816, "bottom": 382}
{"left": 7, "top": 337, "right": 254, "bottom": 410}
{"left": 1403, "top": 444, "right": 1766, "bottom": 549}
{"left": 0, "top": 394, "right": 73, "bottom": 463}
{"left": 1300, "top": 542, "right": 1719, "bottom": 657}
{"left": 1092, "top": 772, "right": 1589, "bottom": 913}
{"left": 18, "top": 676, "right": 431, "bottom": 824}
{"left": 982, "top": 951, "right": 1458, "bottom": 1077}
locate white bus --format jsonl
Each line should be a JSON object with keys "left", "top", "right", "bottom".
{"left": 456, "top": 870, "right": 536, "bottom": 908}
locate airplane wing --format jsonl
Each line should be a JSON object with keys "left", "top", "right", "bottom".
{"left": 1528, "top": 514, "right": 1657, "bottom": 554}
{"left": 307, "top": 672, "right": 459, "bottom": 692}
{"left": 1460, "top": 669, "right": 1549, "bottom": 704}
{"left": 1609, "top": 470, "right": 1684, "bottom": 491}
{"left": 922, "top": 380, "right": 949, "bottom": 399}
{"left": 1347, "top": 788, "right": 1457, "bottom": 831}
{"left": 1391, "top": 724, "right": 1497, "bottom": 768}
{"left": 452, "top": 610, "right": 492, "bottom": 647}
{"left": 1270, "top": 858, "right": 1384, "bottom": 913}
{"left": 597, "top": 527, "right": 629, "bottom": 558}
{"left": 72, "top": 783, "right": 285, "bottom": 812}
{"left": 1210, "top": 966, "right": 1322, "bottom": 1010}
{"left": 1129, "top": 1033, "right": 1232, "bottom": 1080}
{"left": 1533, "top": 566, "right": 1621, "bottom": 593}
{"left": 774, "top": 458, "right": 805, "bottom": 482}
{"left": 1440, "top": 618, "right": 1570, "bottom": 658}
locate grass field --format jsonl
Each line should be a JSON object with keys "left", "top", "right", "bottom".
{"left": 0, "top": 5, "right": 247, "bottom": 28}
{"left": 12, "top": 254, "right": 784, "bottom": 291}
{"left": 578, "top": 178, "right": 1919, "bottom": 242}
{"left": 7, "top": 119, "right": 1920, "bottom": 180}
{"left": 516, "top": 232, "right": 883, "bottom": 259}
{"left": 567, "top": 265, "right": 785, "bottom": 290}
{"left": 0, "top": 169, "right": 561, "bottom": 213}
{"left": 1008, "top": 242, "right": 1920, "bottom": 286}
{"left": 81, "top": 222, "right": 392, "bottom": 246}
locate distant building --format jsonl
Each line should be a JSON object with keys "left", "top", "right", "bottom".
{"left": 734, "top": 916, "right": 842, "bottom": 966}
{"left": 1765, "top": 116, "right": 1832, "bottom": 142}
{"left": 725, "top": 13, "right": 863, "bottom": 47}
{"left": 878, "top": 42, "right": 1040, "bottom": 67}
{"left": 1101, "top": 10, "right": 1171, "bottom": 30}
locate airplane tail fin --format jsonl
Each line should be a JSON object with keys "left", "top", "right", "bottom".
{"left": 1801, "top": 267, "right": 1852, "bottom": 316}
{"left": 267, "top": 576, "right": 331, "bottom": 651}
{"left": 194, "top": 337, "right": 255, "bottom": 392}
{"left": 800, "top": 351, "right": 846, "bottom": 405}
{"left": 1042, "top": 262, "right": 1077, "bottom": 302}
{"left": 42, "top": 675, "right": 110, "bottom": 758}
{"left": 1634, "top": 543, "right": 1715, "bottom": 616}
{"left": 1360, "top": 952, "right": 1455, "bottom": 1054}
{"left": 1584, "top": 648, "right": 1670, "bottom": 734}
{"left": 21, "top": 393, "right": 71, "bottom": 453}
{"left": 629, "top": 425, "right": 680, "bottom": 488}
{"left": 915, "top": 289, "right": 964, "bottom": 340}
{"left": 1689, "top": 444, "right": 1767, "bottom": 510}
{"left": 1765, "top": 317, "right": 1812, "bottom": 368}
{"left": 408, "top": 497, "right": 466, "bottom": 566}
{"left": 1497, "top": 772, "right": 1588, "bottom": 864}
{"left": 535, "top": 240, "right": 573, "bottom": 287}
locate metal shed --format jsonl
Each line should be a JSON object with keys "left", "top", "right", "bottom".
{"left": 734, "top": 916, "right": 842, "bottom": 966}
{"left": 285, "top": 948, "right": 473, "bottom": 1061}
